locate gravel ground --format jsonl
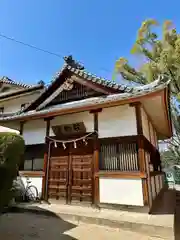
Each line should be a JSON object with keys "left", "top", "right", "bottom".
{"left": 0, "top": 212, "right": 171, "bottom": 240}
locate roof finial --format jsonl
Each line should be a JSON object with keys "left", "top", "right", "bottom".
{"left": 63, "top": 55, "right": 84, "bottom": 70}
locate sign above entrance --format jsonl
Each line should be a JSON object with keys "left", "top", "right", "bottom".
{"left": 52, "top": 122, "right": 86, "bottom": 136}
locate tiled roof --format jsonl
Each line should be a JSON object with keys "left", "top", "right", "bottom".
{"left": 66, "top": 65, "right": 134, "bottom": 92}
{"left": 49, "top": 55, "right": 133, "bottom": 93}
{"left": 0, "top": 84, "right": 45, "bottom": 101}
{"left": 50, "top": 61, "right": 168, "bottom": 95}
{"left": 51, "top": 56, "right": 166, "bottom": 94}
{"left": 0, "top": 75, "right": 170, "bottom": 121}
{"left": 0, "top": 76, "right": 39, "bottom": 89}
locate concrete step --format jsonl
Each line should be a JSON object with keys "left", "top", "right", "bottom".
{"left": 6, "top": 204, "right": 174, "bottom": 239}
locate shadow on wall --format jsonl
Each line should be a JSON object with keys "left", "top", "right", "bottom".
{"left": 150, "top": 186, "right": 176, "bottom": 215}
{"left": 150, "top": 186, "right": 180, "bottom": 240}
{"left": 174, "top": 188, "right": 180, "bottom": 240}
{"left": 0, "top": 206, "right": 77, "bottom": 240}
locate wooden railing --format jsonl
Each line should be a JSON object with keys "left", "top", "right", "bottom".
{"left": 98, "top": 135, "right": 161, "bottom": 174}
{"left": 99, "top": 136, "right": 139, "bottom": 172}
{"left": 143, "top": 136, "right": 162, "bottom": 172}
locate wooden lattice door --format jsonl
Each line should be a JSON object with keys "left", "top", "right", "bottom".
{"left": 48, "top": 145, "right": 69, "bottom": 202}
{"left": 70, "top": 140, "right": 94, "bottom": 204}
{"left": 47, "top": 140, "right": 94, "bottom": 204}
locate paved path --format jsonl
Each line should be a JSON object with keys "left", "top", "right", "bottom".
{"left": 0, "top": 212, "right": 170, "bottom": 240}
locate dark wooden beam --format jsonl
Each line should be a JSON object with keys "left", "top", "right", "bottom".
{"left": 89, "top": 108, "right": 102, "bottom": 114}
{"left": 134, "top": 103, "right": 149, "bottom": 206}
{"left": 44, "top": 117, "right": 53, "bottom": 137}
{"left": 42, "top": 142, "right": 48, "bottom": 200}
{"left": 95, "top": 171, "right": 146, "bottom": 179}
{"left": 134, "top": 102, "right": 143, "bottom": 135}
{"left": 93, "top": 111, "right": 99, "bottom": 205}
{"left": 19, "top": 171, "right": 44, "bottom": 177}
{"left": 19, "top": 121, "right": 25, "bottom": 135}
{"left": 42, "top": 117, "right": 52, "bottom": 200}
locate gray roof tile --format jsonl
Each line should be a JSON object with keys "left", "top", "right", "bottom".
{"left": 0, "top": 76, "right": 169, "bottom": 122}
{"left": 0, "top": 76, "right": 39, "bottom": 89}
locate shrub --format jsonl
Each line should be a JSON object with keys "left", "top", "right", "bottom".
{"left": 0, "top": 132, "right": 25, "bottom": 211}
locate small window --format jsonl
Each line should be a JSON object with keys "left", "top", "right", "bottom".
{"left": 21, "top": 144, "right": 45, "bottom": 171}
{"left": 0, "top": 107, "right": 4, "bottom": 114}
{"left": 24, "top": 158, "right": 44, "bottom": 171}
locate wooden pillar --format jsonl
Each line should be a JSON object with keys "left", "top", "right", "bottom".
{"left": 19, "top": 121, "right": 25, "bottom": 135}
{"left": 19, "top": 121, "right": 25, "bottom": 170}
{"left": 42, "top": 117, "right": 52, "bottom": 200}
{"left": 133, "top": 102, "right": 149, "bottom": 206}
{"left": 90, "top": 108, "right": 101, "bottom": 205}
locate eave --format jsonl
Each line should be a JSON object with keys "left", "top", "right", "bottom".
{"left": 0, "top": 76, "right": 41, "bottom": 89}
{"left": 0, "top": 80, "right": 171, "bottom": 139}
{"left": 23, "top": 58, "right": 132, "bottom": 112}
{"left": 0, "top": 84, "right": 45, "bottom": 101}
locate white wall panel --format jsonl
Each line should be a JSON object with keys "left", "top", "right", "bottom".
{"left": 50, "top": 111, "right": 94, "bottom": 135}
{"left": 23, "top": 120, "right": 46, "bottom": 145}
{"left": 0, "top": 91, "right": 41, "bottom": 113}
{"left": 141, "top": 107, "right": 150, "bottom": 141}
{"left": 99, "top": 178, "right": 144, "bottom": 206}
{"left": 18, "top": 176, "right": 43, "bottom": 198}
{"left": 98, "top": 105, "right": 137, "bottom": 138}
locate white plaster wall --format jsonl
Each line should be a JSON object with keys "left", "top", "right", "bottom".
{"left": 98, "top": 105, "right": 137, "bottom": 138}
{"left": 18, "top": 176, "right": 43, "bottom": 198}
{"left": 0, "top": 126, "right": 19, "bottom": 134}
{"left": 23, "top": 120, "right": 46, "bottom": 145}
{"left": 141, "top": 107, "right": 150, "bottom": 141}
{"left": 22, "top": 105, "right": 137, "bottom": 145}
{"left": 155, "top": 175, "right": 160, "bottom": 195}
{"left": 50, "top": 111, "right": 94, "bottom": 135}
{"left": 22, "top": 112, "right": 94, "bottom": 145}
{"left": 0, "top": 122, "right": 20, "bottom": 131}
{"left": 0, "top": 91, "right": 41, "bottom": 113}
{"left": 151, "top": 176, "right": 156, "bottom": 200}
{"left": 147, "top": 177, "right": 153, "bottom": 208}
{"left": 159, "top": 174, "right": 165, "bottom": 191}
{"left": 99, "top": 178, "right": 144, "bottom": 206}
{"left": 141, "top": 107, "right": 158, "bottom": 147}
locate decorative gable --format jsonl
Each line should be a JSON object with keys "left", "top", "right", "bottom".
{"left": 47, "top": 81, "right": 105, "bottom": 107}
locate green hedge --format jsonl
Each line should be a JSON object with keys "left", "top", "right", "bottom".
{"left": 0, "top": 132, "right": 25, "bottom": 211}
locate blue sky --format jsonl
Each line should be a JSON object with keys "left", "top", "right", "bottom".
{"left": 0, "top": 1, "right": 180, "bottom": 85}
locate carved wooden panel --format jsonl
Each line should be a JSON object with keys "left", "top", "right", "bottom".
{"left": 49, "top": 82, "right": 103, "bottom": 105}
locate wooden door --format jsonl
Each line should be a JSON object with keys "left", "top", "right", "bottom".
{"left": 48, "top": 144, "right": 69, "bottom": 202}
{"left": 47, "top": 140, "right": 94, "bottom": 204}
{"left": 70, "top": 140, "right": 94, "bottom": 204}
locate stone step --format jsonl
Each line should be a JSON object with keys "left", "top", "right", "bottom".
{"left": 6, "top": 205, "right": 173, "bottom": 239}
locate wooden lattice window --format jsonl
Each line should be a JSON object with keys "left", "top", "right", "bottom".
{"left": 99, "top": 141, "right": 139, "bottom": 172}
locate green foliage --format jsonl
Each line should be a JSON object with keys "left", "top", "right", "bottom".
{"left": 0, "top": 133, "right": 25, "bottom": 211}
{"left": 114, "top": 19, "right": 180, "bottom": 96}
{"left": 160, "top": 103, "right": 180, "bottom": 166}
{"left": 114, "top": 19, "right": 180, "bottom": 166}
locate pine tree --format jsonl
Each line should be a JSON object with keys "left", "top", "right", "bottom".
{"left": 114, "top": 19, "right": 180, "bottom": 98}
{"left": 114, "top": 19, "right": 180, "bottom": 167}
{"left": 161, "top": 104, "right": 180, "bottom": 167}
